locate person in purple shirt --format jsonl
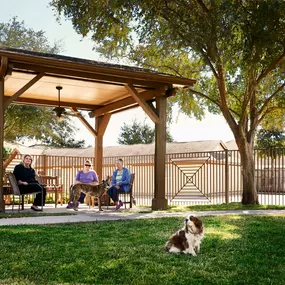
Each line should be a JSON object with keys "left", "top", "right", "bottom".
{"left": 66, "top": 160, "right": 99, "bottom": 208}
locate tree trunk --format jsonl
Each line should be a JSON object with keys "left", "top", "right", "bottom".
{"left": 236, "top": 136, "right": 259, "bottom": 204}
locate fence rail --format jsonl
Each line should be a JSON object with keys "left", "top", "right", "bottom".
{"left": 4, "top": 148, "right": 285, "bottom": 206}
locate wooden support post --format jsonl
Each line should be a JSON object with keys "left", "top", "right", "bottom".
{"left": 0, "top": 76, "right": 5, "bottom": 212}
{"left": 94, "top": 114, "right": 111, "bottom": 181}
{"left": 152, "top": 94, "right": 168, "bottom": 210}
{"left": 93, "top": 114, "right": 110, "bottom": 207}
{"left": 95, "top": 134, "right": 103, "bottom": 182}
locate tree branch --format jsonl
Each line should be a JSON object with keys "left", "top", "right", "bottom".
{"left": 258, "top": 106, "right": 285, "bottom": 125}
{"left": 215, "top": 58, "right": 239, "bottom": 135}
{"left": 248, "top": 90, "right": 258, "bottom": 141}
{"left": 200, "top": 47, "right": 219, "bottom": 79}
{"left": 258, "top": 81, "right": 285, "bottom": 116}
{"left": 256, "top": 48, "right": 285, "bottom": 84}
{"left": 239, "top": 69, "right": 257, "bottom": 130}
{"left": 196, "top": 0, "right": 210, "bottom": 13}
{"left": 188, "top": 88, "right": 219, "bottom": 106}
{"left": 142, "top": 63, "right": 185, "bottom": 77}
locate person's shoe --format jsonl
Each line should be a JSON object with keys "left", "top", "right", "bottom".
{"left": 116, "top": 200, "right": 123, "bottom": 210}
{"left": 31, "top": 205, "right": 42, "bottom": 212}
{"left": 75, "top": 202, "right": 79, "bottom": 208}
{"left": 66, "top": 202, "right": 73, "bottom": 209}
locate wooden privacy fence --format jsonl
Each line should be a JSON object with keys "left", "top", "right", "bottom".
{"left": 4, "top": 148, "right": 285, "bottom": 206}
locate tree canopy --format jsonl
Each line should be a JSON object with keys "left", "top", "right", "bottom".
{"left": 1, "top": 17, "right": 86, "bottom": 148}
{"left": 51, "top": 0, "right": 285, "bottom": 203}
{"left": 256, "top": 129, "right": 285, "bottom": 150}
{"left": 117, "top": 119, "right": 173, "bottom": 145}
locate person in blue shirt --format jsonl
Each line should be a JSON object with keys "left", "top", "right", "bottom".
{"left": 107, "top": 158, "right": 130, "bottom": 210}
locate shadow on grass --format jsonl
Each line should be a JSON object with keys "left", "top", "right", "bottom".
{"left": 0, "top": 215, "right": 284, "bottom": 284}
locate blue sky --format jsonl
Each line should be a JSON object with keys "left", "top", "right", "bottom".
{"left": 0, "top": 0, "right": 234, "bottom": 147}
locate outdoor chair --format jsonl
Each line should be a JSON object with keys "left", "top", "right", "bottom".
{"left": 118, "top": 173, "right": 135, "bottom": 209}
{"left": 37, "top": 175, "right": 63, "bottom": 207}
{"left": 7, "top": 172, "right": 44, "bottom": 212}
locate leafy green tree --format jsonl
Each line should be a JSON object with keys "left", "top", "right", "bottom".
{"left": 4, "top": 104, "right": 85, "bottom": 148}
{"left": 256, "top": 128, "right": 285, "bottom": 159}
{"left": 117, "top": 119, "right": 173, "bottom": 145}
{"left": 51, "top": 0, "right": 285, "bottom": 204}
{"left": 2, "top": 147, "right": 11, "bottom": 161}
{"left": 1, "top": 17, "right": 85, "bottom": 147}
{"left": 255, "top": 128, "right": 284, "bottom": 189}
{"left": 0, "top": 17, "right": 62, "bottom": 53}
{"left": 41, "top": 121, "right": 86, "bottom": 148}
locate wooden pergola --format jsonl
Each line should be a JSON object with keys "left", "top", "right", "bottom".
{"left": 0, "top": 47, "right": 196, "bottom": 212}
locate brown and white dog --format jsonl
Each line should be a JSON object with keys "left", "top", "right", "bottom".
{"left": 165, "top": 215, "right": 204, "bottom": 256}
{"left": 70, "top": 176, "right": 110, "bottom": 211}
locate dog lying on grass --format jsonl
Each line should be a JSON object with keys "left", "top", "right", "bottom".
{"left": 165, "top": 215, "right": 204, "bottom": 256}
{"left": 70, "top": 176, "right": 110, "bottom": 211}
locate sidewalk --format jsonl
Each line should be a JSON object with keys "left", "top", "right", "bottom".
{"left": 1, "top": 204, "right": 285, "bottom": 226}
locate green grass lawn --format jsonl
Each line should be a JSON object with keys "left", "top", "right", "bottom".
{"left": 134, "top": 202, "right": 285, "bottom": 214}
{"left": 166, "top": 202, "right": 285, "bottom": 212}
{"left": 0, "top": 215, "right": 284, "bottom": 285}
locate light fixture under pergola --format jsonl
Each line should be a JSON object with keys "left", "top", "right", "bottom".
{"left": 52, "top": 86, "right": 78, "bottom": 121}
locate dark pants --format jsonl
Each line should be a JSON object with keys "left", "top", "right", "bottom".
{"left": 19, "top": 183, "right": 46, "bottom": 206}
{"left": 107, "top": 185, "right": 124, "bottom": 203}
{"left": 78, "top": 192, "right": 86, "bottom": 203}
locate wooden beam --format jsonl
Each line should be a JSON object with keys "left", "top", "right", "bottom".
{"left": 4, "top": 72, "right": 45, "bottom": 109}
{"left": 70, "top": 107, "right": 98, "bottom": 137}
{"left": 4, "top": 50, "right": 196, "bottom": 85}
{"left": 152, "top": 94, "right": 168, "bottom": 210}
{"left": 146, "top": 101, "right": 157, "bottom": 115}
{"left": 94, "top": 114, "right": 111, "bottom": 181}
{"left": 4, "top": 63, "right": 13, "bottom": 82}
{"left": 12, "top": 63, "right": 166, "bottom": 88}
{"left": 94, "top": 135, "right": 103, "bottom": 181}
{"left": 97, "top": 114, "right": 111, "bottom": 137}
{"left": 4, "top": 96, "right": 100, "bottom": 110}
{"left": 0, "top": 57, "right": 7, "bottom": 212}
{"left": 89, "top": 90, "right": 156, "bottom": 118}
{"left": 0, "top": 57, "right": 8, "bottom": 78}
{"left": 90, "top": 87, "right": 166, "bottom": 117}
{"left": 0, "top": 77, "right": 5, "bottom": 212}
{"left": 106, "top": 103, "right": 152, "bottom": 116}
{"left": 94, "top": 117, "right": 103, "bottom": 182}
{"left": 125, "top": 84, "right": 160, "bottom": 124}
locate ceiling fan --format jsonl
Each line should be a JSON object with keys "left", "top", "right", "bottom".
{"left": 53, "top": 86, "right": 82, "bottom": 121}
{"left": 53, "top": 86, "right": 67, "bottom": 120}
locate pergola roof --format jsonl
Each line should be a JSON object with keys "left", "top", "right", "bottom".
{"left": 0, "top": 46, "right": 197, "bottom": 211}
{"left": 0, "top": 47, "right": 196, "bottom": 116}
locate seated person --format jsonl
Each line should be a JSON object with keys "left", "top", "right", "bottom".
{"left": 13, "top": 154, "right": 46, "bottom": 211}
{"left": 67, "top": 160, "right": 99, "bottom": 208}
{"left": 107, "top": 158, "right": 130, "bottom": 210}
